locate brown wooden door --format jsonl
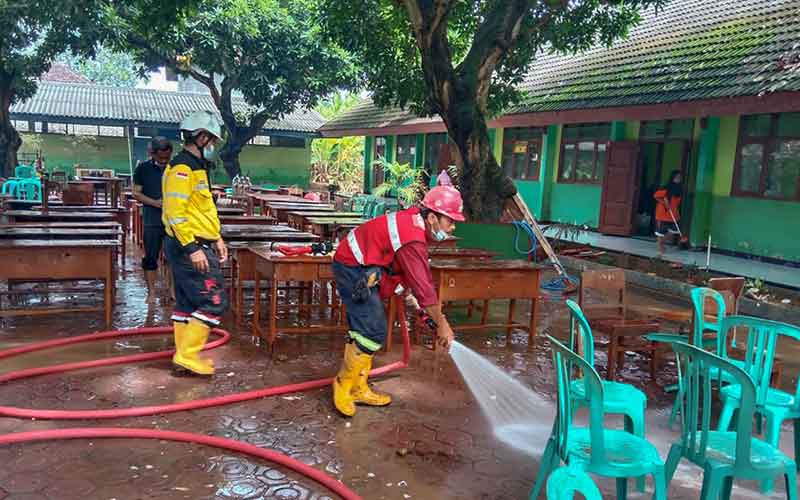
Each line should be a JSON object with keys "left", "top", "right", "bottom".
{"left": 599, "top": 141, "right": 641, "bottom": 236}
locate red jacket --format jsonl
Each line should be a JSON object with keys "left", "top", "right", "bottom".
{"left": 336, "top": 207, "right": 437, "bottom": 303}
{"left": 335, "top": 207, "right": 427, "bottom": 268}
{"left": 654, "top": 188, "right": 681, "bottom": 222}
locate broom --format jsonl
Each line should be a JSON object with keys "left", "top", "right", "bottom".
{"left": 664, "top": 202, "right": 690, "bottom": 250}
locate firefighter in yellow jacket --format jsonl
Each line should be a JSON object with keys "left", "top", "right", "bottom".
{"left": 162, "top": 110, "right": 228, "bottom": 376}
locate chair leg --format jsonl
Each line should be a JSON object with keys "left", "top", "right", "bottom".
{"left": 624, "top": 413, "right": 647, "bottom": 492}
{"left": 652, "top": 465, "right": 667, "bottom": 500}
{"left": 760, "top": 413, "right": 784, "bottom": 494}
{"left": 615, "top": 477, "right": 628, "bottom": 500}
{"left": 529, "top": 438, "right": 558, "bottom": 500}
{"left": 664, "top": 444, "right": 682, "bottom": 483}
{"left": 785, "top": 464, "right": 798, "bottom": 500}
{"left": 701, "top": 468, "right": 724, "bottom": 500}
{"left": 794, "top": 418, "right": 800, "bottom": 472}
{"left": 721, "top": 476, "right": 733, "bottom": 500}
{"left": 716, "top": 399, "right": 736, "bottom": 431}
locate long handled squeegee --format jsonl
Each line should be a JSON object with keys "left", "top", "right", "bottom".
{"left": 511, "top": 193, "right": 578, "bottom": 293}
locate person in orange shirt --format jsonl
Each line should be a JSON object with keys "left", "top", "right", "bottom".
{"left": 653, "top": 170, "right": 683, "bottom": 256}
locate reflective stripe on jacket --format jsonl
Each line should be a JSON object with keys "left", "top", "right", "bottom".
{"left": 161, "top": 149, "right": 220, "bottom": 253}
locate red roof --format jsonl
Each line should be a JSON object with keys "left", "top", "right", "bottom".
{"left": 42, "top": 63, "right": 91, "bottom": 84}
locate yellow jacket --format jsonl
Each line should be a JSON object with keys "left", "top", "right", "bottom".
{"left": 162, "top": 150, "right": 220, "bottom": 253}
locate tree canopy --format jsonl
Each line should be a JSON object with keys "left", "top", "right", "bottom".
{"left": 107, "top": 0, "right": 358, "bottom": 179}
{"left": 57, "top": 46, "right": 142, "bottom": 87}
{"left": 316, "top": 0, "right": 664, "bottom": 220}
{"left": 0, "top": 0, "right": 199, "bottom": 176}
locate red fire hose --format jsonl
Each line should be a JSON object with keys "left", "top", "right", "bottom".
{"left": 0, "top": 303, "right": 413, "bottom": 500}
{"left": 0, "top": 428, "right": 360, "bottom": 500}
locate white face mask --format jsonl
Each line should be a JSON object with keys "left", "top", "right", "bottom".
{"left": 203, "top": 144, "right": 216, "bottom": 161}
{"left": 431, "top": 217, "right": 448, "bottom": 241}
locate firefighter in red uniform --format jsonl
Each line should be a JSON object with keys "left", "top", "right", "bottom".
{"left": 331, "top": 185, "right": 463, "bottom": 417}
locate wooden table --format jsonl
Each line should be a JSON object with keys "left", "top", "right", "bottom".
{"left": 217, "top": 207, "right": 246, "bottom": 216}
{"left": 2, "top": 210, "right": 118, "bottom": 223}
{"left": 6, "top": 199, "right": 65, "bottom": 211}
{"left": 266, "top": 203, "right": 334, "bottom": 223}
{"left": 306, "top": 217, "right": 364, "bottom": 239}
{"left": 286, "top": 211, "right": 361, "bottom": 230}
{"left": 75, "top": 177, "right": 124, "bottom": 208}
{"left": 409, "top": 259, "right": 541, "bottom": 348}
{"left": 0, "top": 226, "right": 124, "bottom": 264}
{"left": 0, "top": 239, "right": 117, "bottom": 327}
{"left": 247, "top": 193, "right": 312, "bottom": 216}
{"left": 250, "top": 248, "right": 347, "bottom": 348}
{"left": 219, "top": 215, "right": 277, "bottom": 226}
{"left": 221, "top": 225, "right": 320, "bottom": 243}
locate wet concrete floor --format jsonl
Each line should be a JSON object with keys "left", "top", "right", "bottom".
{"left": 0, "top": 244, "right": 797, "bottom": 499}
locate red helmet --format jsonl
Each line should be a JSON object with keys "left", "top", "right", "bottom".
{"left": 422, "top": 185, "right": 465, "bottom": 221}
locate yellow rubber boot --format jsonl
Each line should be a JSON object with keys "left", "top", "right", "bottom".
{"left": 173, "top": 319, "right": 214, "bottom": 375}
{"left": 351, "top": 349, "right": 392, "bottom": 406}
{"left": 332, "top": 343, "right": 359, "bottom": 417}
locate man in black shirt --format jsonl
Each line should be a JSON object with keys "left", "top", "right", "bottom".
{"left": 133, "top": 137, "right": 173, "bottom": 300}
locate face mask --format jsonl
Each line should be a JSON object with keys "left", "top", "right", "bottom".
{"left": 431, "top": 217, "right": 448, "bottom": 241}
{"left": 203, "top": 144, "right": 216, "bottom": 161}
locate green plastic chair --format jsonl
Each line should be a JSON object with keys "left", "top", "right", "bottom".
{"left": 667, "top": 288, "right": 735, "bottom": 428}
{"left": 530, "top": 335, "right": 666, "bottom": 500}
{"left": 1, "top": 164, "right": 37, "bottom": 198}
{"left": 565, "top": 300, "right": 648, "bottom": 491}
{"left": 715, "top": 316, "right": 800, "bottom": 493}
{"left": 664, "top": 340, "right": 797, "bottom": 500}
{"left": 546, "top": 467, "right": 602, "bottom": 500}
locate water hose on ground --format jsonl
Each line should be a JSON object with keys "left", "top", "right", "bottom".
{"left": 0, "top": 303, "right": 413, "bottom": 500}
{"left": 0, "top": 428, "right": 360, "bottom": 500}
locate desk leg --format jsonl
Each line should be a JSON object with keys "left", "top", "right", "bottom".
{"left": 528, "top": 296, "right": 539, "bottom": 346}
{"left": 507, "top": 299, "right": 516, "bottom": 344}
{"left": 269, "top": 278, "right": 278, "bottom": 347}
{"left": 252, "top": 273, "right": 261, "bottom": 339}
{"left": 105, "top": 251, "right": 113, "bottom": 328}
{"left": 480, "top": 300, "right": 490, "bottom": 325}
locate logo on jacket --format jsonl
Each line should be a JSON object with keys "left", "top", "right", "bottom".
{"left": 412, "top": 214, "right": 424, "bottom": 229}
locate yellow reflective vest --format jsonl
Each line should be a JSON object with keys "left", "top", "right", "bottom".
{"left": 161, "top": 150, "right": 221, "bottom": 253}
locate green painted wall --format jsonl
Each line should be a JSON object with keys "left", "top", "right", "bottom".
{"left": 710, "top": 196, "right": 800, "bottom": 261}
{"left": 20, "top": 133, "right": 132, "bottom": 177}
{"left": 453, "top": 222, "right": 521, "bottom": 259}
{"left": 626, "top": 121, "right": 641, "bottom": 141}
{"left": 363, "top": 136, "right": 374, "bottom": 193}
{"left": 20, "top": 132, "right": 312, "bottom": 186}
{"left": 712, "top": 116, "right": 739, "bottom": 196}
{"left": 237, "top": 143, "right": 310, "bottom": 186}
{"left": 549, "top": 183, "right": 602, "bottom": 227}
{"left": 689, "top": 117, "right": 720, "bottom": 245}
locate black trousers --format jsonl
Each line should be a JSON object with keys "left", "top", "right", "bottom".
{"left": 164, "top": 236, "right": 228, "bottom": 326}
{"left": 141, "top": 225, "right": 165, "bottom": 271}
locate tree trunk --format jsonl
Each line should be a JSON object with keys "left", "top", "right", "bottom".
{"left": 219, "top": 137, "right": 243, "bottom": 181}
{"left": 0, "top": 86, "right": 21, "bottom": 178}
{"left": 440, "top": 97, "right": 516, "bottom": 222}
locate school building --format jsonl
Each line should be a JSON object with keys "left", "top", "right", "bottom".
{"left": 10, "top": 81, "right": 324, "bottom": 186}
{"left": 320, "top": 0, "right": 800, "bottom": 264}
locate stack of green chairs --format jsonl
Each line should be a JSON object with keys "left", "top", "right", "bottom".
{"left": 531, "top": 335, "right": 667, "bottom": 500}
{"left": 664, "top": 340, "right": 797, "bottom": 500}
{"left": 714, "top": 316, "right": 800, "bottom": 493}
{"left": 564, "top": 299, "right": 649, "bottom": 491}
{"left": 1, "top": 165, "right": 41, "bottom": 200}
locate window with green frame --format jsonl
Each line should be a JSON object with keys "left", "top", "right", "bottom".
{"left": 558, "top": 123, "right": 610, "bottom": 184}
{"left": 733, "top": 113, "right": 800, "bottom": 201}
{"left": 395, "top": 134, "right": 416, "bottom": 166}
{"left": 501, "top": 127, "right": 544, "bottom": 180}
